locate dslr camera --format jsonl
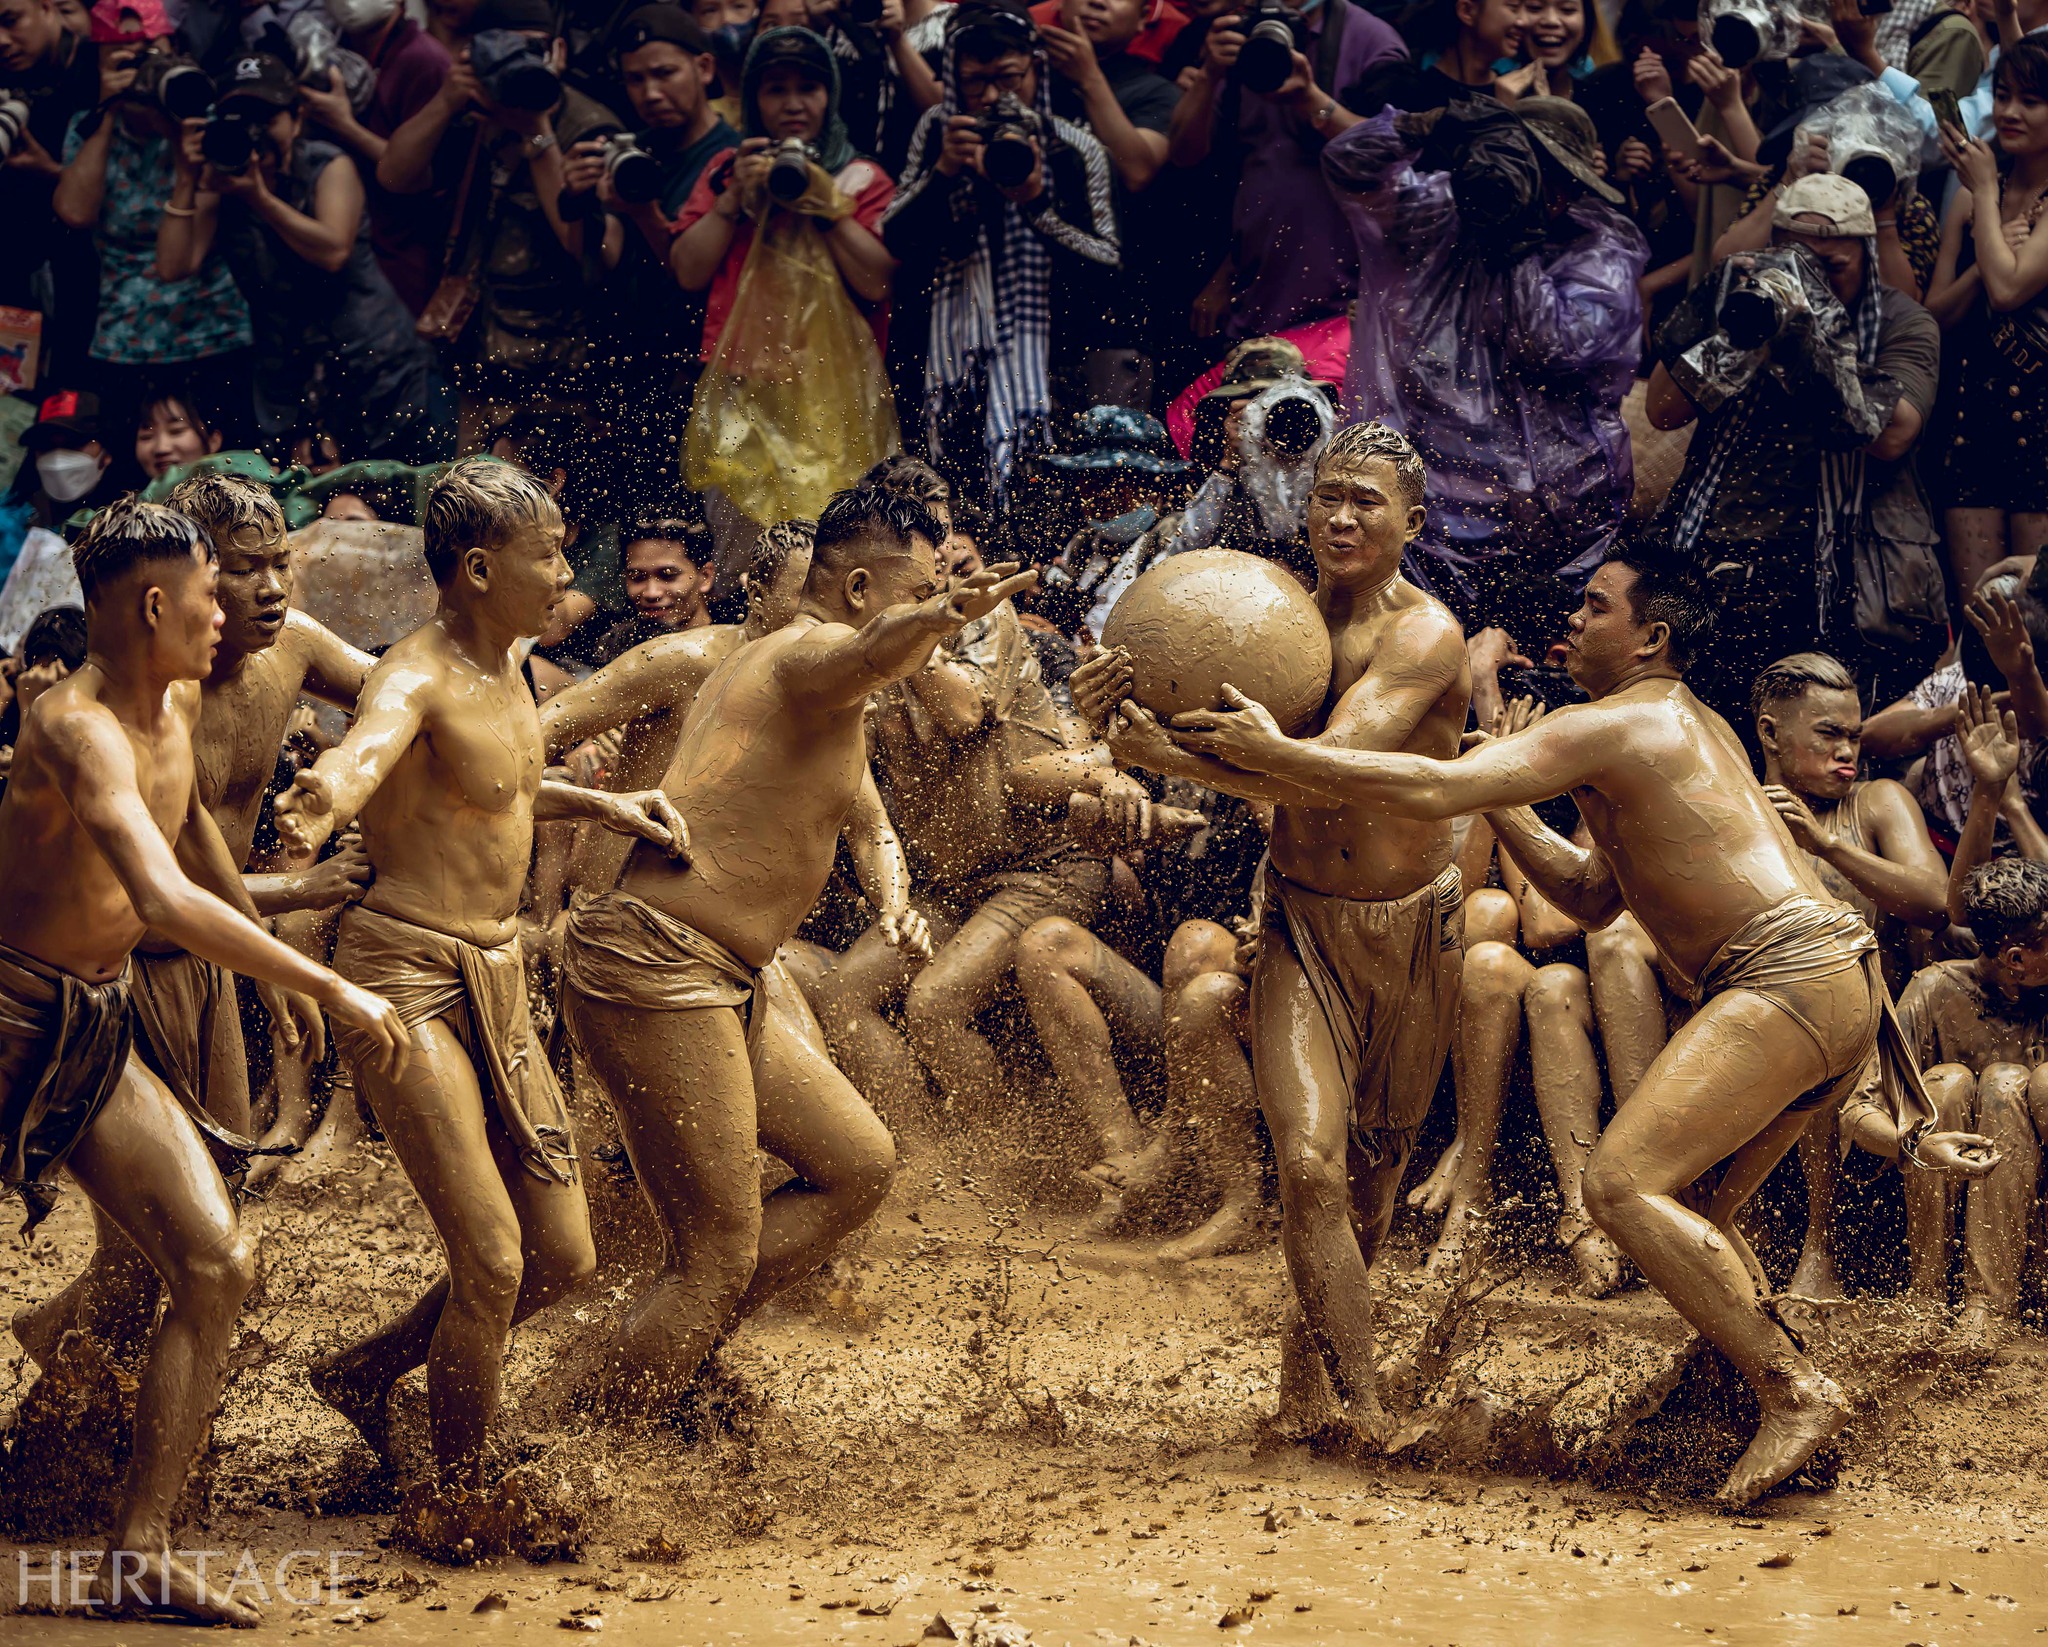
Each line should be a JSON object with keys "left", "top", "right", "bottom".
{"left": 976, "top": 92, "right": 1041, "bottom": 189}
{"left": 200, "top": 109, "right": 260, "bottom": 172}
{"left": 1663, "top": 244, "right": 1845, "bottom": 412}
{"left": 129, "top": 48, "right": 216, "bottom": 121}
{"left": 469, "top": 28, "right": 561, "bottom": 112}
{"left": 1695, "top": 0, "right": 1825, "bottom": 70}
{"left": 1231, "top": 2, "right": 1307, "bottom": 96}
{"left": 766, "top": 135, "right": 819, "bottom": 204}
{"left": 1242, "top": 380, "right": 1331, "bottom": 464}
{"left": 560, "top": 128, "right": 664, "bottom": 219}
{"left": 1794, "top": 83, "right": 1924, "bottom": 211}
{"left": 0, "top": 98, "right": 28, "bottom": 162}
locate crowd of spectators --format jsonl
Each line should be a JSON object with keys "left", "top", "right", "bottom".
{"left": 1, "top": 0, "right": 2045, "bottom": 730}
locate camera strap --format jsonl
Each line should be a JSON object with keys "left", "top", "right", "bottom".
{"left": 1312, "top": 0, "right": 1348, "bottom": 98}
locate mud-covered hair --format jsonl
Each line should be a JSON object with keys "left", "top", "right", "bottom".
{"left": 166, "top": 470, "right": 286, "bottom": 553}
{"left": 1750, "top": 651, "right": 1857, "bottom": 726}
{"left": 421, "top": 458, "right": 561, "bottom": 585}
{"left": 1315, "top": 421, "right": 1426, "bottom": 513}
{"left": 1963, "top": 858, "right": 2048, "bottom": 956}
{"left": 1602, "top": 539, "right": 1712, "bottom": 671}
{"left": 748, "top": 517, "right": 816, "bottom": 592}
{"left": 861, "top": 454, "right": 951, "bottom": 509}
{"left": 809, "top": 484, "right": 946, "bottom": 581}
{"left": 72, "top": 495, "right": 214, "bottom": 603}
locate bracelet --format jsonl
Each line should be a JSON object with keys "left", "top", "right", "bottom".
{"left": 162, "top": 201, "right": 196, "bottom": 217}
{"left": 526, "top": 130, "right": 555, "bottom": 155}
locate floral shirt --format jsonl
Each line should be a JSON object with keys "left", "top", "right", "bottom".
{"left": 63, "top": 112, "right": 252, "bottom": 366}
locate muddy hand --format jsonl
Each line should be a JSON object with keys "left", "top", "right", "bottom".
{"left": 1070, "top": 645, "right": 1134, "bottom": 735}
{"left": 880, "top": 905, "right": 933, "bottom": 960}
{"left": 1917, "top": 1130, "right": 2002, "bottom": 1177}
{"left": 610, "top": 790, "right": 691, "bottom": 860}
{"left": 1763, "top": 785, "right": 1829, "bottom": 855}
{"left": 945, "top": 562, "right": 1040, "bottom": 626}
{"left": 1105, "top": 698, "right": 1180, "bottom": 774}
{"left": 258, "top": 981, "right": 327, "bottom": 1064}
{"left": 1169, "top": 684, "right": 1288, "bottom": 768}
{"left": 273, "top": 767, "right": 339, "bottom": 857}
{"left": 328, "top": 981, "right": 410, "bottom": 1079}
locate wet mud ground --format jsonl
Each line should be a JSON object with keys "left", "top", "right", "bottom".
{"left": 5, "top": 1126, "right": 2048, "bottom": 1645}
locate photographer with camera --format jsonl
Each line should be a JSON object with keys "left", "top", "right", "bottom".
{"left": 1164, "top": 0, "right": 1402, "bottom": 351}
{"left": 1322, "top": 97, "right": 1648, "bottom": 641}
{"left": 155, "top": 52, "right": 448, "bottom": 462}
{"left": 52, "top": 0, "right": 252, "bottom": 433}
{"left": 1648, "top": 172, "right": 1946, "bottom": 723}
{"left": 882, "top": 0, "right": 1120, "bottom": 507}
{"left": 0, "top": 0, "right": 101, "bottom": 376}
{"left": 673, "top": 25, "right": 899, "bottom": 558}
{"left": 377, "top": 0, "right": 625, "bottom": 447}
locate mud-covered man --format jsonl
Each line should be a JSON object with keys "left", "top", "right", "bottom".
{"left": 1101, "top": 420, "right": 1472, "bottom": 1449}
{"left": 273, "top": 459, "right": 685, "bottom": 1530}
{"left": 1164, "top": 546, "right": 1998, "bottom": 1505}
{"left": 0, "top": 498, "right": 407, "bottom": 1623}
{"left": 558, "top": 484, "right": 1035, "bottom": 1417}
{"left": 11, "top": 470, "right": 382, "bottom": 1371}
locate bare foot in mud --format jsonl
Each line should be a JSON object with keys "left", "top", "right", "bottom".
{"left": 1939, "top": 1301, "right": 2017, "bottom": 1367}
{"left": 392, "top": 1477, "right": 530, "bottom": 1565}
{"left": 10, "top": 1296, "right": 62, "bottom": 1370}
{"left": 1423, "top": 1200, "right": 1491, "bottom": 1282}
{"left": 1084, "top": 1134, "right": 1171, "bottom": 1196}
{"left": 1716, "top": 1370, "right": 1850, "bottom": 1509}
{"left": 1406, "top": 1137, "right": 1460, "bottom": 1215}
{"left": 90, "top": 1547, "right": 262, "bottom": 1626}
{"left": 1561, "top": 1220, "right": 1628, "bottom": 1299}
{"left": 1785, "top": 1241, "right": 1846, "bottom": 1303}
{"left": 309, "top": 1349, "right": 395, "bottom": 1463}
{"left": 1155, "top": 1195, "right": 1266, "bottom": 1264}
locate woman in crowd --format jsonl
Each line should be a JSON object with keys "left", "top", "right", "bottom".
{"left": 132, "top": 385, "right": 224, "bottom": 481}
{"left": 1928, "top": 40, "right": 2048, "bottom": 593}
{"left": 155, "top": 54, "right": 451, "bottom": 466}
{"left": 52, "top": 11, "right": 252, "bottom": 438}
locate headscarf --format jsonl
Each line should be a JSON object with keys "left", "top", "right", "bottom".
{"left": 741, "top": 26, "right": 856, "bottom": 172}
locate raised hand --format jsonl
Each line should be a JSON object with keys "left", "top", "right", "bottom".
{"left": 939, "top": 562, "right": 1040, "bottom": 626}
{"left": 1956, "top": 681, "right": 2022, "bottom": 790}
{"left": 1070, "top": 644, "right": 1134, "bottom": 736}
{"left": 1965, "top": 587, "right": 2035, "bottom": 684}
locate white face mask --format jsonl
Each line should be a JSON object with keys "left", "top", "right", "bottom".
{"left": 326, "top": 0, "right": 397, "bottom": 34}
{"left": 36, "top": 449, "right": 104, "bottom": 503}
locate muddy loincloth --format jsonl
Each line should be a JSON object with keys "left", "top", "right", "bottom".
{"left": 129, "top": 947, "right": 281, "bottom": 1184}
{"left": 560, "top": 889, "right": 765, "bottom": 1053}
{"left": 332, "top": 905, "right": 575, "bottom": 1184}
{"left": 0, "top": 939, "right": 132, "bottom": 1234}
{"left": 1256, "top": 861, "right": 1464, "bottom": 1168}
{"left": 928, "top": 855, "right": 1112, "bottom": 940}
{"left": 1684, "top": 895, "right": 1933, "bottom": 1130}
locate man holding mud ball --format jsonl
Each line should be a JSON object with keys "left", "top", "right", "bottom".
{"left": 1160, "top": 545, "right": 2000, "bottom": 1507}
{"left": 1095, "top": 420, "right": 1472, "bottom": 1453}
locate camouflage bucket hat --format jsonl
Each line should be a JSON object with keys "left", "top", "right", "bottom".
{"left": 1044, "top": 406, "right": 1193, "bottom": 475}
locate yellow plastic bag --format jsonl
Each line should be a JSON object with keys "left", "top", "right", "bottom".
{"left": 683, "top": 209, "right": 900, "bottom": 526}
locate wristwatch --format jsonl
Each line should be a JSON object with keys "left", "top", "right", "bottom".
{"left": 525, "top": 130, "right": 556, "bottom": 155}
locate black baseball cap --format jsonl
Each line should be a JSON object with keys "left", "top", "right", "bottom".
{"left": 614, "top": 4, "right": 710, "bottom": 54}
{"left": 215, "top": 52, "right": 298, "bottom": 110}
{"left": 474, "top": 0, "right": 559, "bottom": 33}
{"left": 20, "top": 389, "right": 103, "bottom": 453}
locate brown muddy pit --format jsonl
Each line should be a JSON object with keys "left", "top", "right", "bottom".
{"left": 6, "top": 1136, "right": 2048, "bottom": 1643}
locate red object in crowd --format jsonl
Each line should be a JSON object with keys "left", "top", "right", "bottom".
{"left": 1164, "top": 313, "right": 1353, "bottom": 457}
{"left": 88, "top": 0, "right": 174, "bottom": 43}
{"left": 1028, "top": 0, "right": 1191, "bottom": 65}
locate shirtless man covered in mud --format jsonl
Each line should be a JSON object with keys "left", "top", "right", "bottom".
{"left": 13, "top": 472, "right": 378, "bottom": 1372}
{"left": 1165, "top": 547, "right": 2000, "bottom": 1505}
{"left": 558, "top": 484, "right": 1035, "bottom": 1417}
{"left": 0, "top": 498, "right": 407, "bottom": 1624}
{"left": 272, "top": 460, "right": 685, "bottom": 1528}
{"left": 1103, "top": 421, "right": 1471, "bottom": 1448}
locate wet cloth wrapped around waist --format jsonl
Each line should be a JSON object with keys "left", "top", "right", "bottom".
{"left": 332, "top": 905, "right": 575, "bottom": 1184}
{"left": 561, "top": 890, "right": 765, "bottom": 1053}
{"left": 1688, "top": 895, "right": 1934, "bottom": 1134}
{"left": 0, "top": 939, "right": 133, "bottom": 1236}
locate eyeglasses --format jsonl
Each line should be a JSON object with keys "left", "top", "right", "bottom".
{"left": 960, "top": 66, "right": 1030, "bottom": 96}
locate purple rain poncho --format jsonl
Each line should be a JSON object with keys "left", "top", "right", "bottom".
{"left": 1323, "top": 109, "right": 1649, "bottom": 620}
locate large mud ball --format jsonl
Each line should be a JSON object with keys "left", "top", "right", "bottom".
{"left": 1101, "top": 549, "right": 1333, "bottom": 734}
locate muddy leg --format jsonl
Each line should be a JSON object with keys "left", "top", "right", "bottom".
{"left": 66, "top": 1058, "right": 261, "bottom": 1627}
{"left": 806, "top": 919, "right": 934, "bottom": 1133}
{"left": 1584, "top": 915, "right": 1669, "bottom": 1108}
{"left": 1426, "top": 942, "right": 1530, "bottom": 1281}
{"left": 564, "top": 993, "right": 761, "bottom": 1417}
{"left": 903, "top": 910, "right": 1018, "bottom": 1115}
{"left": 1906, "top": 1064, "right": 1974, "bottom": 1308}
{"left": 1013, "top": 916, "right": 1164, "bottom": 1187}
{"left": 1951, "top": 1063, "right": 2040, "bottom": 1359}
{"left": 1155, "top": 942, "right": 1262, "bottom": 1262}
{"left": 1409, "top": 889, "right": 1517, "bottom": 1214}
{"left": 1582, "top": 989, "right": 1849, "bottom": 1508}
{"left": 1785, "top": 1097, "right": 1848, "bottom": 1301}
{"left": 1525, "top": 961, "right": 1625, "bottom": 1296}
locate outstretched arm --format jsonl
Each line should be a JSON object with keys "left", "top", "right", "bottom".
{"left": 1167, "top": 685, "right": 1606, "bottom": 820}
{"left": 272, "top": 656, "right": 433, "bottom": 856}
{"left": 539, "top": 634, "right": 708, "bottom": 757}
{"left": 779, "top": 565, "right": 1040, "bottom": 713}
{"left": 52, "top": 704, "right": 407, "bottom": 1073}
{"left": 292, "top": 612, "right": 376, "bottom": 710}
